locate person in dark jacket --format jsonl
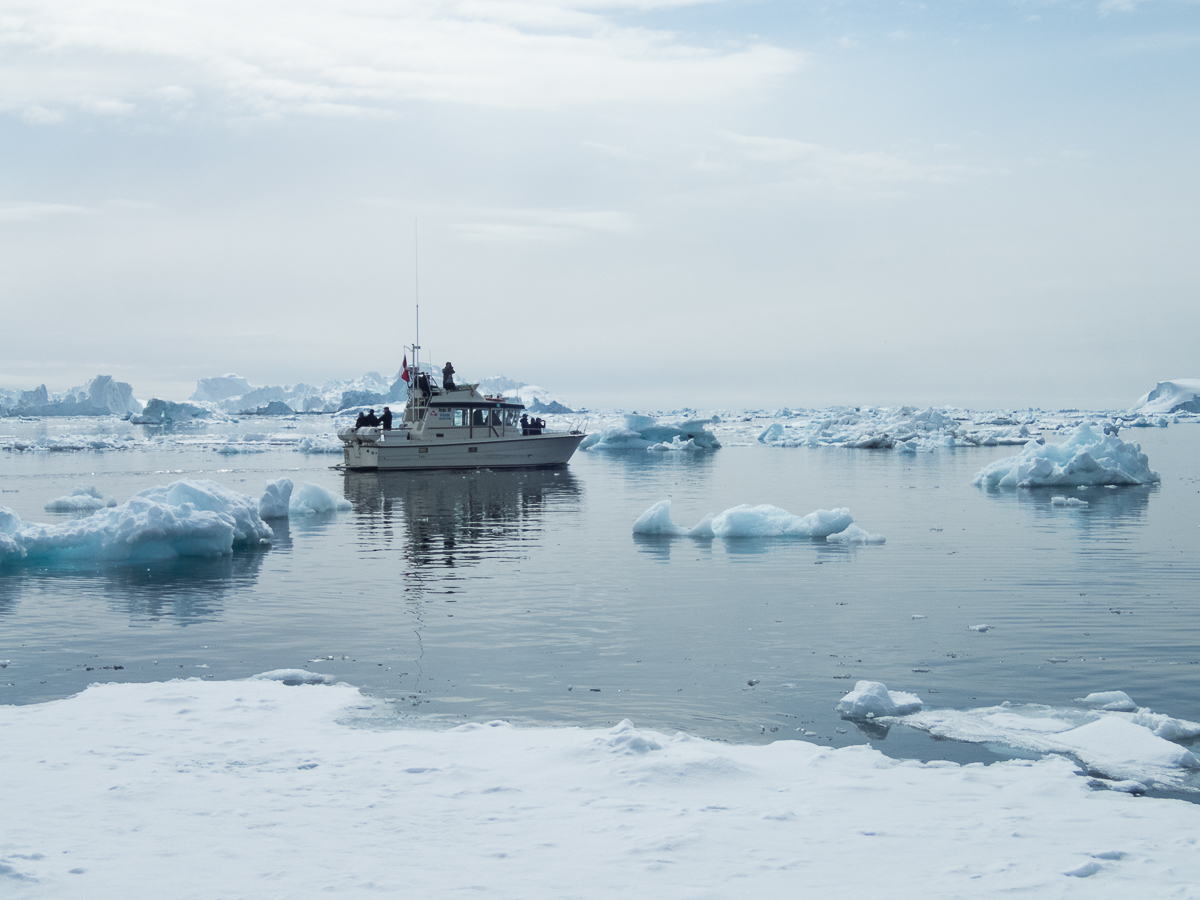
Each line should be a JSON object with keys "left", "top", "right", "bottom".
{"left": 443, "top": 362, "right": 456, "bottom": 391}
{"left": 381, "top": 407, "right": 393, "bottom": 430}
{"left": 363, "top": 409, "right": 380, "bottom": 427}
{"left": 355, "top": 411, "right": 367, "bottom": 428}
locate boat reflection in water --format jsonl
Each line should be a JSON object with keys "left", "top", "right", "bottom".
{"left": 342, "top": 467, "right": 583, "bottom": 569}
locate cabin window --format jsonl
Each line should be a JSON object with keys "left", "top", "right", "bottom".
{"left": 454, "top": 409, "right": 463, "bottom": 427}
{"left": 472, "top": 409, "right": 486, "bottom": 427}
{"left": 505, "top": 409, "right": 518, "bottom": 427}
{"left": 489, "top": 409, "right": 502, "bottom": 427}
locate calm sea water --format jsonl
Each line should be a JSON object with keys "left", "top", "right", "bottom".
{"left": 2, "top": 419, "right": 1198, "bottom": 768}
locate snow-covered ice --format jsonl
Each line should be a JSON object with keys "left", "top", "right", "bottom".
{"left": 632, "top": 500, "right": 879, "bottom": 541}
{"left": 0, "top": 480, "right": 272, "bottom": 565}
{"left": 892, "top": 699, "right": 1200, "bottom": 791}
{"left": 972, "top": 423, "right": 1160, "bottom": 488}
{"left": 4, "top": 676, "right": 1200, "bottom": 898}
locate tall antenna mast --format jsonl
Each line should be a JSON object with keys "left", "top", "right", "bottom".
{"left": 414, "top": 219, "right": 420, "bottom": 371}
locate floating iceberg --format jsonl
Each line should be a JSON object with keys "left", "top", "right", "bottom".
{"left": 258, "top": 479, "right": 351, "bottom": 518}
{"left": 0, "top": 375, "right": 142, "bottom": 418}
{"left": 131, "top": 398, "right": 222, "bottom": 425}
{"left": 836, "top": 681, "right": 923, "bottom": 719}
{"left": 633, "top": 500, "right": 878, "bottom": 542}
{"left": 972, "top": 423, "right": 1159, "bottom": 488}
{"left": 0, "top": 479, "right": 272, "bottom": 566}
{"left": 582, "top": 415, "right": 720, "bottom": 451}
{"left": 289, "top": 483, "right": 352, "bottom": 516}
{"left": 1129, "top": 379, "right": 1200, "bottom": 415}
{"left": 258, "top": 478, "right": 294, "bottom": 519}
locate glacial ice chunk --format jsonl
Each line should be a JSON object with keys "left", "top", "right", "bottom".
{"left": 289, "top": 483, "right": 352, "bottom": 516}
{"left": 44, "top": 485, "right": 114, "bottom": 512}
{"left": 836, "top": 681, "right": 923, "bottom": 720}
{"left": 259, "top": 478, "right": 294, "bottom": 519}
{"left": 0, "top": 479, "right": 272, "bottom": 566}
{"left": 581, "top": 414, "right": 720, "bottom": 451}
{"left": 633, "top": 501, "right": 867, "bottom": 541}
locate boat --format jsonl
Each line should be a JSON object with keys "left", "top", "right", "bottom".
{"left": 336, "top": 360, "right": 586, "bottom": 472}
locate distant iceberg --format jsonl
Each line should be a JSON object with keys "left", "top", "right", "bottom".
{"left": 1129, "top": 379, "right": 1200, "bottom": 415}
{"left": 0, "top": 479, "right": 272, "bottom": 566}
{"left": 0, "top": 375, "right": 142, "bottom": 418}
{"left": 131, "top": 398, "right": 222, "bottom": 425}
{"left": 583, "top": 415, "right": 720, "bottom": 451}
{"left": 972, "top": 423, "right": 1160, "bottom": 488}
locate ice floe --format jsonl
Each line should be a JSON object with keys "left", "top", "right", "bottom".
{"left": 633, "top": 500, "right": 879, "bottom": 541}
{"left": 5, "top": 676, "right": 1200, "bottom": 897}
{"left": 0, "top": 479, "right": 272, "bottom": 565}
{"left": 972, "top": 423, "right": 1160, "bottom": 488}
{"left": 880, "top": 694, "right": 1200, "bottom": 791}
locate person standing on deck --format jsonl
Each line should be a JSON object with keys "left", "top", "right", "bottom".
{"left": 443, "top": 362, "right": 456, "bottom": 391}
{"left": 381, "top": 407, "right": 393, "bottom": 430}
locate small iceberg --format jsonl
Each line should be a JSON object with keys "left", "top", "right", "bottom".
{"left": 633, "top": 500, "right": 882, "bottom": 542}
{"left": 582, "top": 414, "right": 720, "bottom": 451}
{"left": 972, "top": 423, "right": 1159, "bottom": 488}
{"left": 1, "top": 479, "right": 272, "bottom": 566}
{"left": 836, "top": 681, "right": 923, "bottom": 720}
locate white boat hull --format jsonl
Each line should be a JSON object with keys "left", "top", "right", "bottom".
{"left": 340, "top": 430, "right": 586, "bottom": 471}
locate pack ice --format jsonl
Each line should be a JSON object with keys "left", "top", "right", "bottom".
{"left": 0, "top": 480, "right": 272, "bottom": 565}
{"left": 972, "top": 423, "right": 1159, "bottom": 488}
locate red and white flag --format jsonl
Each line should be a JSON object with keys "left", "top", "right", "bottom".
{"left": 401, "top": 354, "right": 410, "bottom": 383}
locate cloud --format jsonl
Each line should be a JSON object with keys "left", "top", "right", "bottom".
{"left": 20, "top": 104, "right": 63, "bottom": 123}
{"left": 450, "top": 206, "right": 635, "bottom": 242}
{"left": 0, "top": 202, "right": 91, "bottom": 223}
{"left": 714, "top": 132, "right": 999, "bottom": 197}
{"left": 0, "top": 0, "right": 799, "bottom": 119}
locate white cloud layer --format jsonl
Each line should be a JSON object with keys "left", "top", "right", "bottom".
{"left": 0, "top": 0, "right": 799, "bottom": 118}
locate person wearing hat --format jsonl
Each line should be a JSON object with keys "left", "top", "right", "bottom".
{"left": 442, "top": 361, "right": 456, "bottom": 391}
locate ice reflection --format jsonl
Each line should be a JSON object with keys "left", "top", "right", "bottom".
{"left": 342, "top": 468, "right": 583, "bottom": 569}
{"left": 0, "top": 548, "right": 270, "bottom": 625}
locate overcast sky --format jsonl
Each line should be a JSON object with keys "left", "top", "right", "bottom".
{"left": 2, "top": 0, "right": 1196, "bottom": 410}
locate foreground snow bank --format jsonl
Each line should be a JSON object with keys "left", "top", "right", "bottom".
{"left": 0, "top": 480, "right": 271, "bottom": 565}
{"left": 3, "top": 677, "right": 1200, "bottom": 898}
{"left": 972, "top": 423, "right": 1159, "bottom": 488}
{"left": 633, "top": 499, "right": 883, "bottom": 542}
{"left": 581, "top": 414, "right": 720, "bottom": 451}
